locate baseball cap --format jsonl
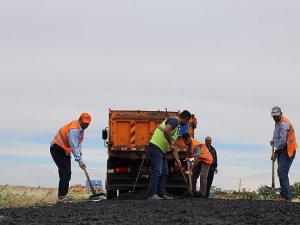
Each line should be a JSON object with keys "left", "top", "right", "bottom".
{"left": 80, "top": 112, "right": 91, "bottom": 124}
{"left": 271, "top": 106, "right": 282, "bottom": 116}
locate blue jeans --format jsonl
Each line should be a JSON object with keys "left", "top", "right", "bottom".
{"left": 277, "top": 150, "right": 296, "bottom": 200}
{"left": 148, "top": 143, "right": 168, "bottom": 196}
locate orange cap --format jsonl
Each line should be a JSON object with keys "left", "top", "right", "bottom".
{"left": 80, "top": 112, "right": 91, "bottom": 124}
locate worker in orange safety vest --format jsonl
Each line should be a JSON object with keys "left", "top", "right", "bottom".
{"left": 270, "top": 106, "right": 297, "bottom": 202}
{"left": 182, "top": 132, "right": 213, "bottom": 197}
{"left": 50, "top": 112, "right": 91, "bottom": 203}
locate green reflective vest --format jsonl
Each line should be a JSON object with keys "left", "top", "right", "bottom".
{"left": 150, "top": 118, "right": 179, "bottom": 153}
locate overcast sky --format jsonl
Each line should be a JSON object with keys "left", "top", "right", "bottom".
{"left": 1, "top": 0, "right": 300, "bottom": 191}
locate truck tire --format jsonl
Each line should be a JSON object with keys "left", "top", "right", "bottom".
{"left": 106, "top": 190, "right": 117, "bottom": 200}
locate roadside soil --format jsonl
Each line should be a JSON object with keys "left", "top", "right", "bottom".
{"left": 0, "top": 195, "right": 299, "bottom": 225}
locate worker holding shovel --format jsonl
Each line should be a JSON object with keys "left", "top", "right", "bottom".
{"left": 182, "top": 133, "right": 213, "bottom": 197}
{"left": 270, "top": 106, "right": 297, "bottom": 202}
{"left": 50, "top": 112, "right": 91, "bottom": 203}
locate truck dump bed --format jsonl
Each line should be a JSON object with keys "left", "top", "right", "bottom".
{"left": 108, "top": 109, "right": 195, "bottom": 152}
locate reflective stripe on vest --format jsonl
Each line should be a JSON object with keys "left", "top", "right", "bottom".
{"left": 52, "top": 120, "right": 83, "bottom": 154}
{"left": 191, "top": 138, "right": 213, "bottom": 165}
{"left": 281, "top": 116, "right": 298, "bottom": 158}
{"left": 150, "top": 118, "right": 179, "bottom": 153}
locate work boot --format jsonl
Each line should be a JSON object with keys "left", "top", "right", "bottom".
{"left": 161, "top": 195, "right": 174, "bottom": 200}
{"left": 148, "top": 194, "right": 163, "bottom": 200}
{"left": 56, "top": 197, "right": 71, "bottom": 204}
{"left": 193, "top": 191, "right": 206, "bottom": 198}
{"left": 276, "top": 196, "right": 290, "bottom": 202}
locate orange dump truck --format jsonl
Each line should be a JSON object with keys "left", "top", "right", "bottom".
{"left": 102, "top": 109, "right": 197, "bottom": 199}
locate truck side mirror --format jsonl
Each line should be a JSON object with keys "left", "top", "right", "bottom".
{"left": 102, "top": 128, "right": 108, "bottom": 140}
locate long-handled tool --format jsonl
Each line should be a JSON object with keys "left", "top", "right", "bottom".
{"left": 265, "top": 145, "right": 276, "bottom": 192}
{"left": 171, "top": 151, "right": 193, "bottom": 196}
{"left": 132, "top": 150, "right": 148, "bottom": 193}
{"left": 271, "top": 145, "right": 275, "bottom": 191}
{"left": 83, "top": 167, "right": 105, "bottom": 199}
{"left": 186, "top": 158, "right": 193, "bottom": 194}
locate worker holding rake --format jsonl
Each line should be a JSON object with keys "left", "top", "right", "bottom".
{"left": 50, "top": 112, "right": 91, "bottom": 203}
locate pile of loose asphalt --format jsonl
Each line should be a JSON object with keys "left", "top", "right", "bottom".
{"left": 1, "top": 191, "right": 300, "bottom": 225}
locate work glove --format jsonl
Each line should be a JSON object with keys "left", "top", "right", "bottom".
{"left": 271, "top": 153, "right": 277, "bottom": 162}
{"left": 79, "top": 161, "right": 86, "bottom": 169}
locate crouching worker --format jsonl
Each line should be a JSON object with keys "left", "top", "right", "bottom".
{"left": 182, "top": 133, "right": 213, "bottom": 197}
{"left": 50, "top": 112, "right": 91, "bottom": 203}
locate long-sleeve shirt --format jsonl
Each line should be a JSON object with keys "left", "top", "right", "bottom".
{"left": 208, "top": 145, "right": 218, "bottom": 169}
{"left": 68, "top": 123, "right": 84, "bottom": 163}
{"left": 273, "top": 120, "right": 290, "bottom": 151}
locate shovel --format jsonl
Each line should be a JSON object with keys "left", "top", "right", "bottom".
{"left": 264, "top": 145, "right": 276, "bottom": 192}
{"left": 171, "top": 151, "right": 193, "bottom": 196}
{"left": 83, "top": 167, "right": 105, "bottom": 199}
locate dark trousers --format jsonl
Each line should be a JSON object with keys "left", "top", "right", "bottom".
{"left": 148, "top": 143, "right": 168, "bottom": 196}
{"left": 206, "top": 167, "right": 215, "bottom": 197}
{"left": 50, "top": 144, "right": 71, "bottom": 198}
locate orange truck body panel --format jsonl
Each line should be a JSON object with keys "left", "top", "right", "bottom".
{"left": 108, "top": 109, "right": 196, "bottom": 152}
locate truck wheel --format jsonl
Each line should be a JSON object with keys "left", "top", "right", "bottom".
{"left": 106, "top": 190, "right": 117, "bottom": 199}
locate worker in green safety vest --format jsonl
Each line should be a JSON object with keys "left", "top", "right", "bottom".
{"left": 148, "top": 110, "right": 192, "bottom": 200}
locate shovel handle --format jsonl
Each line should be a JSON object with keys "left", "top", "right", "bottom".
{"left": 271, "top": 145, "right": 275, "bottom": 190}
{"left": 186, "top": 160, "right": 193, "bottom": 194}
{"left": 172, "top": 152, "right": 193, "bottom": 195}
{"left": 83, "top": 168, "right": 96, "bottom": 195}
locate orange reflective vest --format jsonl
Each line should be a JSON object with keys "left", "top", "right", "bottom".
{"left": 281, "top": 116, "right": 298, "bottom": 158}
{"left": 52, "top": 120, "right": 84, "bottom": 154}
{"left": 190, "top": 138, "right": 213, "bottom": 165}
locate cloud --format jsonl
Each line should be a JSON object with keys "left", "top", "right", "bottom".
{"left": 0, "top": 163, "right": 106, "bottom": 188}
{"left": 208, "top": 146, "right": 300, "bottom": 191}
{"left": 0, "top": 141, "right": 107, "bottom": 163}
{"left": 0, "top": 140, "right": 108, "bottom": 187}
{"left": 1, "top": 0, "right": 300, "bottom": 191}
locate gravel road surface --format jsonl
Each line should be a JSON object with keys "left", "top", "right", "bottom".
{"left": 1, "top": 198, "right": 299, "bottom": 225}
